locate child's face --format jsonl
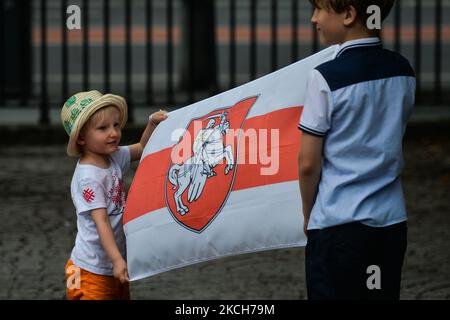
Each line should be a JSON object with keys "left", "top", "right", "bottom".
{"left": 311, "top": 6, "right": 348, "bottom": 45}
{"left": 77, "top": 106, "right": 122, "bottom": 157}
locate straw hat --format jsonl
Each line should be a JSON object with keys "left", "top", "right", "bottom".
{"left": 61, "top": 90, "right": 128, "bottom": 157}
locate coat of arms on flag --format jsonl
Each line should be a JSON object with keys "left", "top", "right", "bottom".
{"left": 165, "top": 97, "right": 258, "bottom": 233}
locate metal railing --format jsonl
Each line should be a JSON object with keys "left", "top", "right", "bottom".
{"left": 0, "top": 0, "right": 449, "bottom": 124}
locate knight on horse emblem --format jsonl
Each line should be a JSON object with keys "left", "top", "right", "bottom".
{"left": 168, "top": 112, "right": 234, "bottom": 216}
{"left": 164, "top": 96, "right": 257, "bottom": 232}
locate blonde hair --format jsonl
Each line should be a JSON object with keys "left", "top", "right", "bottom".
{"left": 78, "top": 105, "right": 121, "bottom": 143}
{"left": 83, "top": 105, "right": 120, "bottom": 129}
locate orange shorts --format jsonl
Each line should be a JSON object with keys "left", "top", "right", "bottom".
{"left": 65, "top": 259, "right": 130, "bottom": 300}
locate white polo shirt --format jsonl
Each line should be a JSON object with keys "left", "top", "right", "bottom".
{"left": 299, "top": 38, "right": 416, "bottom": 230}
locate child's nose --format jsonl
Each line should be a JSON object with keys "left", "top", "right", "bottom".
{"left": 109, "top": 127, "right": 120, "bottom": 137}
{"left": 311, "top": 9, "right": 318, "bottom": 23}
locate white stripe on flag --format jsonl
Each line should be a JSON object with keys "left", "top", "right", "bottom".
{"left": 125, "top": 181, "right": 305, "bottom": 281}
{"left": 143, "top": 46, "right": 338, "bottom": 154}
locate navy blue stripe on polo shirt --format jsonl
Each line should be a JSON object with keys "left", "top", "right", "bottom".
{"left": 316, "top": 45, "right": 415, "bottom": 92}
{"left": 298, "top": 124, "right": 326, "bottom": 137}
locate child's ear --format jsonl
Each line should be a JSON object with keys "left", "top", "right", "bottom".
{"left": 76, "top": 134, "right": 86, "bottom": 146}
{"left": 343, "top": 5, "right": 358, "bottom": 27}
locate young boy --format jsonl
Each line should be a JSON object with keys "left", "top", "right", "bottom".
{"left": 298, "top": 0, "right": 415, "bottom": 299}
{"left": 61, "top": 90, "right": 167, "bottom": 299}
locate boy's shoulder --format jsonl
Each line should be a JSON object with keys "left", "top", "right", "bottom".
{"left": 314, "top": 47, "right": 415, "bottom": 92}
{"left": 72, "top": 162, "right": 106, "bottom": 184}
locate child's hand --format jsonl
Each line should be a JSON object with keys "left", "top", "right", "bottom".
{"left": 112, "top": 258, "right": 130, "bottom": 284}
{"left": 149, "top": 110, "right": 168, "bottom": 125}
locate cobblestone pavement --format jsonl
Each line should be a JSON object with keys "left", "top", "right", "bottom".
{"left": 0, "top": 134, "right": 449, "bottom": 300}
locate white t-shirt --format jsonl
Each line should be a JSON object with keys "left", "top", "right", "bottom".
{"left": 70, "top": 146, "right": 130, "bottom": 275}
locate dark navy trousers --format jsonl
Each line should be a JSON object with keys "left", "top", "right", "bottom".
{"left": 305, "top": 221, "right": 407, "bottom": 300}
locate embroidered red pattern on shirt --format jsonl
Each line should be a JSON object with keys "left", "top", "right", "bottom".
{"left": 82, "top": 188, "right": 95, "bottom": 203}
{"left": 112, "top": 178, "right": 125, "bottom": 210}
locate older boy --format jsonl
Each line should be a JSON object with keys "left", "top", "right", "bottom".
{"left": 298, "top": 0, "right": 415, "bottom": 299}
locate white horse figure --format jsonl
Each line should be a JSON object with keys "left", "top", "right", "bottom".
{"left": 168, "top": 112, "right": 234, "bottom": 216}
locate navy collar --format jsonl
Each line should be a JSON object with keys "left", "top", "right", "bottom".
{"left": 334, "top": 38, "right": 382, "bottom": 58}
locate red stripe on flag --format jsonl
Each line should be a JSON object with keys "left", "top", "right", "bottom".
{"left": 123, "top": 148, "right": 172, "bottom": 224}
{"left": 232, "top": 106, "right": 302, "bottom": 191}
{"left": 123, "top": 106, "right": 303, "bottom": 225}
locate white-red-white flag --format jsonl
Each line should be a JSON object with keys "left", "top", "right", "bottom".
{"left": 123, "top": 46, "right": 336, "bottom": 280}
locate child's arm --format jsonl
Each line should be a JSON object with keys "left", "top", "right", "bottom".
{"left": 91, "top": 208, "right": 129, "bottom": 283}
{"left": 298, "top": 133, "right": 324, "bottom": 236}
{"left": 129, "top": 110, "right": 168, "bottom": 162}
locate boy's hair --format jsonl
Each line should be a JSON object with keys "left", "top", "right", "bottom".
{"left": 79, "top": 105, "right": 120, "bottom": 137}
{"left": 83, "top": 106, "right": 119, "bottom": 129}
{"left": 310, "top": 0, "right": 395, "bottom": 32}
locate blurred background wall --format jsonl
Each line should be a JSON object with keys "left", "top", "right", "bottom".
{"left": 0, "top": 0, "right": 449, "bottom": 124}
